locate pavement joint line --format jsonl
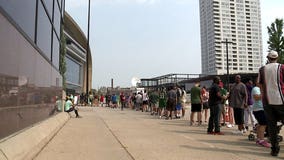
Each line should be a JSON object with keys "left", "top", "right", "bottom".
{"left": 180, "top": 134, "right": 216, "bottom": 148}
{"left": 0, "top": 149, "right": 8, "bottom": 160}
{"left": 32, "top": 114, "right": 70, "bottom": 160}
{"left": 95, "top": 110, "right": 136, "bottom": 160}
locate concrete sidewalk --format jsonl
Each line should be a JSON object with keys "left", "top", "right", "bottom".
{"left": 34, "top": 107, "right": 133, "bottom": 160}
{"left": 33, "top": 107, "right": 284, "bottom": 160}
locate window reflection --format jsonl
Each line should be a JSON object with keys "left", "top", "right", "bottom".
{"left": 53, "top": 32, "right": 60, "bottom": 69}
{"left": 66, "top": 56, "right": 81, "bottom": 85}
{"left": 0, "top": 0, "right": 36, "bottom": 41}
{"left": 42, "top": 0, "right": 54, "bottom": 18}
{"left": 37, "top": 1, "right": 52, "bottom": 60}
{"left": 53, "top": 2, "right": 61, "bottom": 36}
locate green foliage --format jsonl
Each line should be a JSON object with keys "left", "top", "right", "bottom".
{"left": 267, "top": 18, "right": 284, "bottom": 63}
{"left": 59, "top": 24, "right": 67, "bottom": 90}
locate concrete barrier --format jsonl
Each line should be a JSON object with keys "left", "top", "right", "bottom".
{"left": 0, "top": 112, "right": 70, "bottom": 160}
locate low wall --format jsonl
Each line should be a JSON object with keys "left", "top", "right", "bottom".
{"left": 0, "top": 112, "right": 70, "bottom": 160}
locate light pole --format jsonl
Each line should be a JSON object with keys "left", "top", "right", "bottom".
{"left": 86, "top": 0, "right": 91, "bottom": 94}
{"left": 221, "top": 39, "right": 233, "bottom": 90}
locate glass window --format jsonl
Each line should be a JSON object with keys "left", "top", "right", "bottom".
{"left": 57, "top": 0, "right": 62, "bottom": 10}
{"left": 0, "top": 0, "right": 36, "bottom": 41}
{"left": 53, "top": 2, "right": 61, "bottom": 35}
{"left": 42, "top": 0, "right": 53, "bottom": 18}
{"left": 52, "top": 32, "right": 60, "bottom": 69}
{"left": 61, "top": 0, "right": 65, "bottom": 16}
{"left": 37, "top": 1, "right": 52, "bottom": 60}
{"left": 66, "top": 56, "right": 81, "bottom": 85}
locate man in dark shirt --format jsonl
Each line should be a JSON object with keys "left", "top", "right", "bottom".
{"left": 207, "top": 76, "right": 225, "bottom": 135}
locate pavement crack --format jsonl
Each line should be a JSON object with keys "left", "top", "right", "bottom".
{"left": 97, "top": 113, "right": 136, "bottom": 160}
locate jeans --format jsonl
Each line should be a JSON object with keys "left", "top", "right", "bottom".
{"left": 121, "top": 101, "right": 126, "bottom": 110}
{"left": 65, "top": 107, "right": 79, "bottom": 117}
{"left": 207, "top": 104, "right": 221, "bottom": 133}
{"left": 263, "top": 105, "right": 284, "bottom": 150}
{"left": 244, "top": 105, "right": 256, "bottom": 127}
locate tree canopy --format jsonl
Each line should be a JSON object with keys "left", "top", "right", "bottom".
{"left": 267, "top": 18, "right": 284, "bottom": 63}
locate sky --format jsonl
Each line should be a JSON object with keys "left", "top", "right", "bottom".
{"left": 65, "top": 0, "right": 284, "bottom": 89}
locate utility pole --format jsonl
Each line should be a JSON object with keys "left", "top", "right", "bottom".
{"left": 86, "top": 0, "right": 91, "bottom": 94}
{"left": 221, "top": 39, "right": 233, "bottom": 90}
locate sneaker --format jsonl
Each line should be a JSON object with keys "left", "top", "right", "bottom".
{"left": 207, "top": 131, "right": 215, "bottom": 135}
{"left": 214, "top": 132, "right": 225, "bottom": 135}
{"left": 256, "top": 140, "right": 271, "bottom": 148}
{"left": 227, "top": 124, "right": 232, "bottom": 128}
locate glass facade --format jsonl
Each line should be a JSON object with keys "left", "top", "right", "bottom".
{"left": 0, "top": 0, "right": 63, "bottom": 139}
{"left": 0, "top": 0, "right": 62, "bottom": 70}
{"left": 0, "top": 0, "right": 36, "bottom": 40}
{"left": 66, "top": 56, "right": 82, "bottom": 85}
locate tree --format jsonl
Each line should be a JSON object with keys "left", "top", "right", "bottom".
{"left": 267, "top": 18, "right": 284, "bottom": 63}
{"left": 59, "top": 24, "right": 67, "bottom": 90}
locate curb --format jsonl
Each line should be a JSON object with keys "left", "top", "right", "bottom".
{"left": 0, "top": 112, "right": 70, "bottom": 160}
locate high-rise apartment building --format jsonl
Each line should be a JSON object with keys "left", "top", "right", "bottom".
{"left": 199, "top": 0, "right": 263, "bottom": 75}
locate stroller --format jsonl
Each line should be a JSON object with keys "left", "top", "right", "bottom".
{"left": 248, "top": 121, "right": 283, "bottom": 142}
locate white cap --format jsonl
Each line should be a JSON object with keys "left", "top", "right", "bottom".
{"left": 267, "top": 50, "right": 278, "bottom": 59}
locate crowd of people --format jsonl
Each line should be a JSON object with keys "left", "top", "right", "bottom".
{"left": 62, "top": 50, "right": 283, "bottom": 157}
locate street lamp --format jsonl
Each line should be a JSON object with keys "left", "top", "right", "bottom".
{"left": 86, "top": 0, "right": 91, "bottom": 94}
{"left": 221, "top": 39, "right": 233, "bottom": 90}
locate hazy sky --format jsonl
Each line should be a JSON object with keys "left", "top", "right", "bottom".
{"left": 65, "top": 0, "right": 284, "bottom": 89}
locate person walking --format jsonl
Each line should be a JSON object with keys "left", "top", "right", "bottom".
{"left": 251, "top": 80, "right": 271, "bottom": 148}
{"left": 158, "top": 88, "right": 167, "bottom": 118}
{"left": 111, "top": 94, "right": 117, "bottom": 109}
{"left": 142, "top": 90, "right": 149, "bottom": 112}
{"left": 120, "top": 92, "right": 126, "bottom": 110}
{"left": 135, "top": 92, "right": 143, "bottom": 111}
{"left": 219, "top": 82, "right": 227, "bottom": 126}
{"left": 258, "top": 50, "right": 284, "bottom": 156}
{"left": 201, "top": 86, "right": 209, "bottom": 123}
{"left": 166, "top": 86, "right": 177, "bottom": 120}
{"left": 207, "top": 76, "right": 225, "bottom": 135}
{"left": 100, "top": 95, "right": 104, "bottom": 107}
{"left": 190, "top": 80, "right": 202, "bottom": 125}
{"left": 229, "top": 75, "right": 248, "bottom": 134}
{"left": 244, "top": 79, "right": 256, "bottom": 131}
{"left": 176, "top": 86, "right": 184, "bottom": 118}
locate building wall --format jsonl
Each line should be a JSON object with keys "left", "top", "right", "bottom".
{"left": 64, "top": 12, "right": 93, "bottom": 95}
{"left": 0, "top": 0, "right": 63, "bottom": 139}
{"left": 200, "top": 0, "right": 263, "bottom": 75}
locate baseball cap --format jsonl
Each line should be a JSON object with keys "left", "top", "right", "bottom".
{"left": 267, "top": 50, "right": 278, "bottom": 59}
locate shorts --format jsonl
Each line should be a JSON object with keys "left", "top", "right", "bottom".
{"left": 191, "top": 103, "right": 202, "bottom": 112}
{"left": 159, "top": 99, "right": 166, "bottom": 108}
{"left": 166, "top": 99, "right": 177, "bottom": 111}
{"left": 143, "top": 100, "right": 148, "bottom": 105}
{"left": 233, "top": 108, "right": 244, "bottom": 125}
{"left": 176, "top": 103, "right": 182, "bottom": 110}
{"left": 253, "top": 110, "right": 267, "bottom": 125}
{"left": 202, "top": 102, "right": 209, "bottom": 109}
